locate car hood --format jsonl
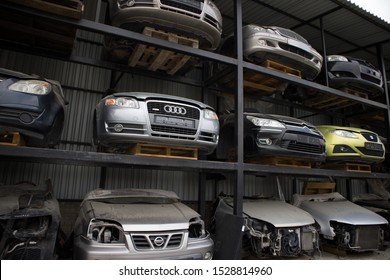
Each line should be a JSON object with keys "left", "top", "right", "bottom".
{"left": 88, "top": 200, "right": 199, "bottom": 231}
{"left": 109, "top": 92, "right": 213, "bottom": 110}
{"left": 293, "top": 192, "right": 388, "bottom": 237}
{"left": 218, "top": 197, "right": 315, "bottom": 227}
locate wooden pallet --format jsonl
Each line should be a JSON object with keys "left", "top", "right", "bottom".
{"left": 0, "top": 132, "right": 25, "bottom": 147}
{"left": 324, "top": 162, "right": 371, "bottom": 173}
{"left": 304, "top": 87, "right": 369, "bottom": 110}
{"left": 128, "top": 27, "right": 199, "bottom": 75}
{"left": 303, "top": 181, "right": 336, "bottom": 195}
{"left": 247, "top": 156, "right": 312, "bottom": 168}
{"left": 224, "top": 59, "right": 301, "bottom": 94}
{"left": 128, "top": 143, "right": 198, "bottom": 160}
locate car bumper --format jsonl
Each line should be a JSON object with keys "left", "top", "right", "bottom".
{"left": 95, "top": 105, "right": 219, "bottom": 155}
{"left": 247, "top": 127, "right": 325, "bottom": 162}
{"left": 0, "top": 93, "right": 63, "bottom": 140}
{"left": 327, "top": 61, "right": 384, "bottom": 94}
{"left": 243, "top": 35, "right": 322, "bottom": 80}
{"left": 73, "top": 235, "right": 213, "bottom": 260}
{"left": 110, "top": 6, "right": 221, "bottom": 50}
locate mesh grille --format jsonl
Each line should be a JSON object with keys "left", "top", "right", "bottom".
{"left": 132, "top": 233, "right": 183, "bottom": 250}
{"left": 160, "top": 0, "right": 203, "bottom": 14}
{"left": 281, "top": 140, "right": 324, "bottom": 154}
{"left": 151, "top": 125, "right": 197, "bottom": 135}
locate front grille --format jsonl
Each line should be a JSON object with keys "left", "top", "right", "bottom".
{"left": 151, "top": 125, "right": 197, "bottom": 135}
{"left": 0, "top": 108, "right": 39, "bottom": 119}
{"left": 107, "top": 123, "right": 146, "bottom": 135}
{"left": 199, "top": 131, "right": 216, "bottom": 142}
{"left": 279, "top": 43, "right": 313, "bottom": 60}
{"left": 361, "top": 73, "right": 382, "bottom": 85}
{"left": 131, "top": 232, "right": 184, "bottom": 250}
{"left": 356, "top": 147, "right": 384, "bottom": 157}
{"left": 276, "top": 28, "right": 308, "bottom": 44}
{"left": 147, "top": 101, "right": 200, "bottom": 120}
{"left": 281, "top": 140, "right": 324, "bottom": 154}
{"left": 160, "top": 0, "right": 203, "bottom": 14}
{"left": 351, "top": 225, "right": 381, "bottom": 250}
{"left": 205, "top": 14, "right": 220, "bottom": 30}
{"left": 361, "top": 132, "right": 378, "bottom": 142}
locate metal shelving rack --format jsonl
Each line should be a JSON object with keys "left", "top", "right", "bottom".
{"left": 0, "top": 0, "right": 390, "bottom": 218}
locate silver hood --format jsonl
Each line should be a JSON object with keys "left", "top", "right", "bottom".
{"left": 293, "top": 192, "right": 388, "bottom": 237}
{"left": 219, "top": 197, "right": 315, "bottom": 227}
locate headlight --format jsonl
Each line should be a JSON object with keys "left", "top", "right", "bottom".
{"left": 327, "top": 55, "right": 348, "bottom": 62}
{"left": 247, "top": 116, "right": 285, "bottom": 128}
{"left": 8, "top": 80, "right": 51, "bottom": 95}
{"left": 332, "top": 129, "right": 358, "bottom": 139}
{"left": 87, "top": 219, "right": 125, "bottom": 243}
{"left": 188, "top": 217, "right": 206, "bottom": 238}
{"left": 105, "top": 97, "right": 139, "bottom": 108}
{"left": 204, "top": 109, "right": 218, "bottom": 120}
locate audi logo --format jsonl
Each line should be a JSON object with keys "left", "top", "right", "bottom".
{"left": 164, "top": 105, "right": 187, "bottom": 115}
{"left": 153, "top": 236, "right": 165, "bottom": 247}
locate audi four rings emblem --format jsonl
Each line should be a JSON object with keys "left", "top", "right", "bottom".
{"left": 164, "top": 105, "right": 187, "bottom": 115}
{"left": 153, "top": 236, "right": 165, "bottom": 247}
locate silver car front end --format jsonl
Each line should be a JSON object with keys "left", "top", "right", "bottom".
{"left": 242, "top": 24, "right": 323, "bottom": 80}
{"left": 94, "top": 93, "right": 219, "bottom": 154}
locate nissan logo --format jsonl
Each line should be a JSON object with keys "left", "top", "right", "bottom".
{"left": 164, "top": 105, "right": 187, "bottom": 115}
{"left": 153, "top": 236, "right": 165, "bottom": 247}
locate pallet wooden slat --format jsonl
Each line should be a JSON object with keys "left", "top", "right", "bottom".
{"left": 247, "top": 156, "right": 312, "bottom": 168}
{"left": 0, "top": 132, "right": 25, "bottom": 147}
{"left": 128, "top": 143, "right": 198, "bottom": 160}
{"left": 324, "top": 162, "right": 371, "bottom": 173}
{"left": 303, "top": 181, "right": 336, "bottom": 195}
{"left": 128, "top": 27, "right": 199, "bottom": 75}
{"left": 304, "top": 86, "right": 369, "bottom": 110}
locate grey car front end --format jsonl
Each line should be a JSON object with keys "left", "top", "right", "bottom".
{"left": 293, "top": 192, "right": 388, "bottom": 252}
{"left": 107, "top": 0, "right": 222, "bottom": 50}
{"left": 214, "top": 195, "right": 319, "bottom": 258}
{"left": 242, "top": 24, "right": 323, "bottom": 80}
{"left": 73, "top": 188, "right": 213, "bottom": 260}
{"left": 94, "top": 91, "right": 219, "bottom": 154}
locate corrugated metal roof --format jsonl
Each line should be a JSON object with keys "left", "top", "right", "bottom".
{"left": 214, "top": 0, "right": 390, "bottom": 74}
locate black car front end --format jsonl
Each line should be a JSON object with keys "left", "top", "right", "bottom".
{"left": 244, "top": 114, "right": 325, "bottom": 162}
{"left": 0, "top": 68, "right": 67, "bottom": 147}
{"left": 326, "top": 55, "right": 384, "bottom": 95}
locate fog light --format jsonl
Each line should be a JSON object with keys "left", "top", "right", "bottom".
{"left": 204, "top": 251, "right": 212, "bottom": 260}
{"left": 19, "top": 113, "right": 33, "bottom": 124}
{"left": 259, "top": 138, "right": 272, "bottom": 145}
{"left": 258, "top": 39, "right": 267, "bottom": 46}
{"left": 333, "top": 145, "right": 354, "bottom": 153}
{"left": 113, "top": 124, "right": 124, "bottom": 132}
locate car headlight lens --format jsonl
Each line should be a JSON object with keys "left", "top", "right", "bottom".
{"left": 247, "top": 116, "right": 285, "bottom": 128}
{"left": 188, "top": 217, "right": 206, "bottom": 238}
{"left": 327, "top": 55, "right": 348, "bottom": 62}
{"left": 87, "top": 219, "right": 125, "bottom": 243}
{"left": 105, "top": 97, "right": 139, "bottom": 108}
{"left": 8, "top": 80, "right": 51, "bottom": 95}
{"left": 204, "top": 109, "right": 218, "bottom": 120}
{"left": 332, "top": 129, "right": 359, "bottom": 139}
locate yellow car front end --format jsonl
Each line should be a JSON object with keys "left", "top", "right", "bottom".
{"left": 316, "top": 125, "right": 385, "bottom": 163}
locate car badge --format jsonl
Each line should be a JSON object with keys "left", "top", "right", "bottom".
{"left": 153, "top": 236, "right": 165, "bottom": 247}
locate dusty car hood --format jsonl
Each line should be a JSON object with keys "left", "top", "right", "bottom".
{"left": 219, "top": 197, "right": 315, "bottom": 227}
{"left": 244, "top": 112, "right": 316, "bottom": 129}
{"left": 293, "top": 192, "right": 388, "bottom": 237}
{"left": 88, "top": 200, "right": 198, "bottom": 231}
